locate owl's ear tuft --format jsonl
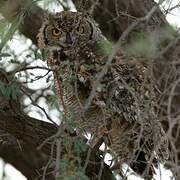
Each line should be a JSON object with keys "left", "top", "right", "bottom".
{"left": 37, "top": 24, "right": 48, "bottom": 49}
{"left": 43, "top": 12, "right": 54, "bottom": 22}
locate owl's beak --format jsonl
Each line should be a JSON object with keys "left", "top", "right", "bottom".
{"left": 65, "top": 32, "right": 73, "bottom": 46}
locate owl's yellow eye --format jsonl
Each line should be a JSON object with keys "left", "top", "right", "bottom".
{"left": 52, "top": 28, "right": 62, "bottom": 36}
{"left": 77, "top": 26, "right": 85, "bottom": 34}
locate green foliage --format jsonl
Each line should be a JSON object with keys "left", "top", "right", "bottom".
{"left": 34, "top": 49, "right": 48, "bottom": 61}
{"left": 75, "top": 168, "right": 89, "bottom": 180}
{"left": 57, "top": 156, "right": 89, "bottom": 180}
{"left": 61, "top": 60, "right": 75, "bottom": 67}
{"left": 66, "top": 75, "right": 77, "bottom": 84}
{"left": 57, "top": 133, "right": 88, "bottom": 180}
{"left": 125, "top": 26, "right": 176, "bottom": 58}
{"left": 97, "top": 38, "right": 113, "bottom": 56}
{"left": 73, "top": 138, "right": 87, "bottom": 154}
{"left": 0, "top": 53, "right": 11, "bottom": 61}
{"left": 0, "top": 16, "right": 24, "bottom": 52}
{"left": 83, "top": 64, "right": 96, "bottom": 71}
{"left": 0, "top": 19, "right": 8, "bottom": 37}
{"left": 47, "top": 93, "right": 59, "bottom": 109}
{"left": 0, "top": 81, "right": 20, "bottom": 100}
{"left": 62, "top": 113, "right": 78, "bottom": 133}
{"left": 57, "top": 170, "right": 89, "bottom": 180}
{"left": 126, "top": 31, "right": 158, "bottom": 58}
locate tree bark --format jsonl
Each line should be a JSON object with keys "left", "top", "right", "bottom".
{"left": 0, "top": 141, "right": 54, "bottom": 180}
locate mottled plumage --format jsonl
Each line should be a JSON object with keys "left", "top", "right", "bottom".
{"left": 38, "top": 11, "right": 168, "bottom": 179}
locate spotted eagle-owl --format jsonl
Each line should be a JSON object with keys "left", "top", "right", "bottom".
{"left": 37, "top": 11, "right": 168, "bottom": 179}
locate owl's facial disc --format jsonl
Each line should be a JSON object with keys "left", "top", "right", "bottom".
{"left": 44, "top": 11, "right": 94, "bottom": 50}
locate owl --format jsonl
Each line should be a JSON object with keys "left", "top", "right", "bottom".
{"left": 37, "top": 11, "right": 168, "bottom": 179}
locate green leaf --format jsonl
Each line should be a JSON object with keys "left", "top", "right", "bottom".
{"left": 0, "top": 82, "right": 6, "bottom": 96}
{"left": 10, "top": 59, "right": 20, "bottom": 64}
{"left": 0, "top": 18, "right": 21, "bottom": 52}
{"left": 0, "top": 53, "right": 11, "bottom": 58}
{"left": 34, "top": 49, "right": 46, "bottom": 60}
{"left": 83, "top": 64, "right": 95, "bottom": 70}
{"left": 96, "top": 38, "right": 113, "bottom": 56}
{"left": 74, "top": 168, "right": 89, "bottom": 180}
{"left": 42, "top": 50, "right": 49, "bottom": 61}
{"left": 73, "top": 138, "right": 87, "bottom": 153}
{"left": 11, "top": 83, "right": 20, "bottom": 100}
{"left": 0, "top": 82, "right": 20, "bottom": 100}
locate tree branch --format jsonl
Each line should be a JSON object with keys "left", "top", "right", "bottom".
{"left": 0, "top": 141, "right": 54, "bottom": 180}
{"left": 0, "top": 69, "right": 114, "bottom": 179}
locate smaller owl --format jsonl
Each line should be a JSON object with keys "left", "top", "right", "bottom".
{"left": 37, "top": 11, "right": 168, "bottom": 179}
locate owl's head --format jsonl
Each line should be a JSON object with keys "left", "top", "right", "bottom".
{"left": 38, "top": 11, "right": 102, "bottom": 51}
